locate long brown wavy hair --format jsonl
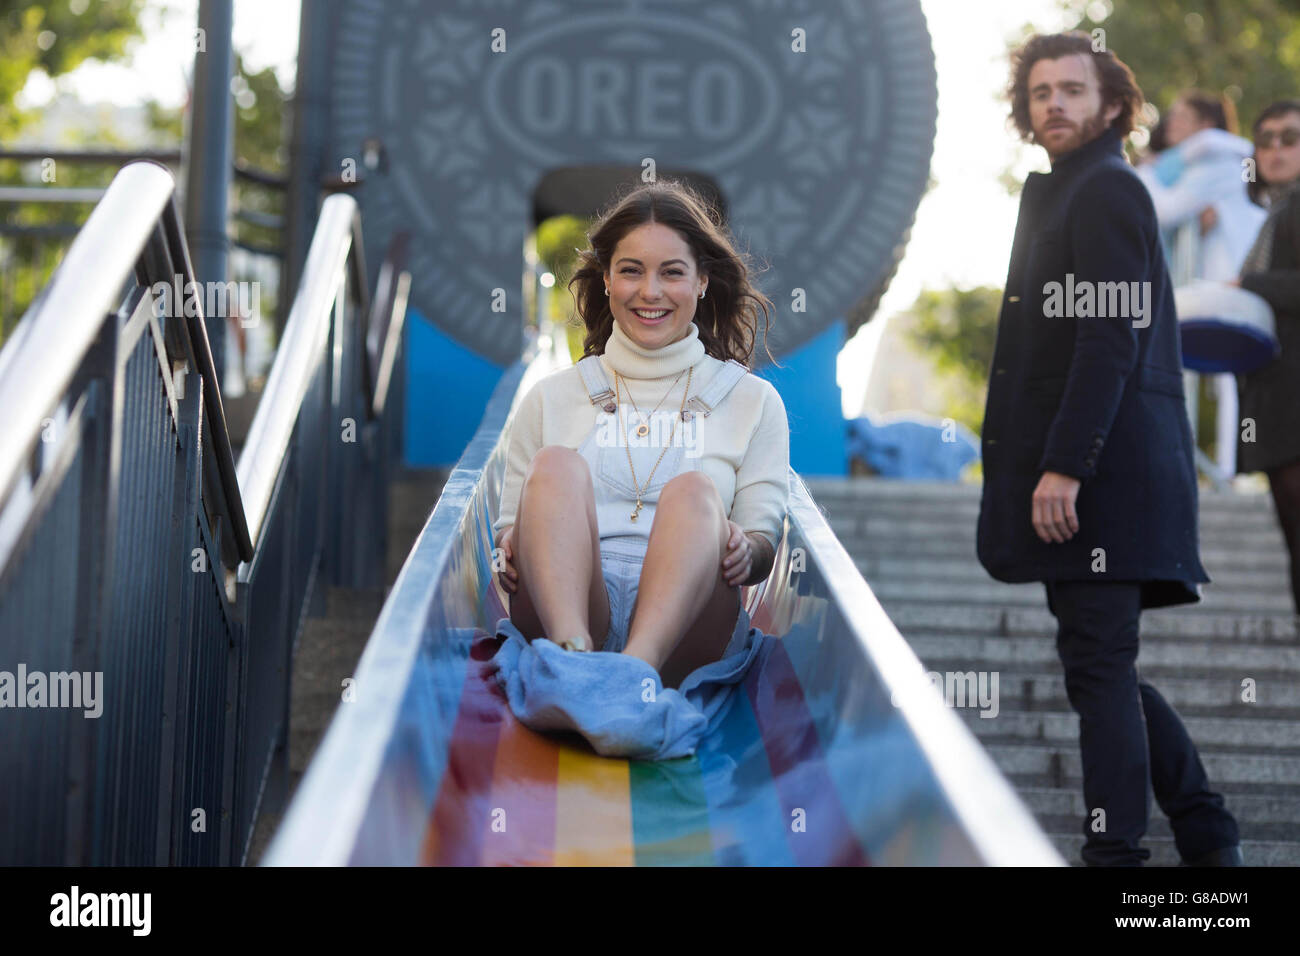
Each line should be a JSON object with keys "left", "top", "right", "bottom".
{"left": 567, "top": 179, "right": 776, "bottom": 368}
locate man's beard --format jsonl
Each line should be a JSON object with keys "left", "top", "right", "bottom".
{"left": 1037, "top": 104, "right": 1111, "bottom": 154}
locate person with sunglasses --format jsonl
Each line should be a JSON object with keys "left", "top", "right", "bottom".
{"left": 1231, "top": 100, "right": 1300, "bottom": 618}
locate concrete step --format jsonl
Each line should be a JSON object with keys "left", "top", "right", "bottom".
{"left": 906, "top": 632, "right": 1300, "bottom": 671}
{"left": 854, "top": 551, "right": 1290, "bottom": 578}
{"left": 834, "top": 529, "right": 1286, "bottom": 562}
{"left": 871, "top": 577, "right": 1296, "bottom": 613}
{"left": 988, "top": 742, "right": 1300, "bottom": 786}
{"left": 881, "top": 601, "right": 1299, "bottom": 641}
{"left": 247, "top": 585, "right": 381, "bottom": 865}
{"left": 1043, "top": 832, "right": 1300, "bottom": 866}
{"left": 949, "top": 707, "right": 1300, "bottom": 751}
{"left": 807, "top": 483, "right": 1276, "bottom": 508}
{"left": 855, "top": 555, "right": 1291, "bottom": 591}
{"left": 921, "top": 669, "right": 1300, "bottom": 715}
{"left": 325, "top": 586, "right": 386, "bottom": 623}
{"left": 1038, "top": 813, "right": 1300, "bottom": 846}
{"left": 818, "top": 503, "right": 1282, "bottom": 534}
{"left": 803, "top": 478, "right": 1275, "bottom": 513}
{"left": 832, "top": 516, "right": 1289, "bottom": 552}
{"left": 387, "top": 466, "right": 451, "bottom": 587}
{"left": 1020, "top": 785, "right": 1300, "bottom": 826}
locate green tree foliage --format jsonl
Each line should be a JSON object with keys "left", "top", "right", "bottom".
{"left": 1, "top": 0, "right": 147, "bottom": 343}
{"left": 902, "top": 285, "right": 1002, "bottom": 435}
{"left": 0, "top": 0, "right": 147, "bottom": 139}
{"left": 2, "top": 6, "right": 291, "bottom": 347}
{"left": 535, "top": 214, "right": 593, "bottom": 361}
{"left": 1058, "top": 0, "right": 1300, "bottom": 135}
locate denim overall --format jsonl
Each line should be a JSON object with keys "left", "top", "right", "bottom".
{"left": 573, "top": 354, "right": 749, "bottom": 653}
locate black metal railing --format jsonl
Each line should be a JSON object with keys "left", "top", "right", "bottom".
{"left": 0, "top": 160, "right": 410, "bottom": 865}
{"left": 0, "top": 149, "right": 289, "bottom": 371}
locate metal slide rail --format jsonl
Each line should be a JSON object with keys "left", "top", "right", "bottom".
{"left": 266, "top": 349, "right": 1063, "bottom": 866}
{"left": 0, "top": 161, "right": 410, "bottom": 864}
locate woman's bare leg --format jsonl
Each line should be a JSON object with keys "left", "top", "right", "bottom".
{"left": 509, "top": 446, "right": 611, "bottom": 650}
{"left": 622, "top": 472, "right": 740, "bottom": 689}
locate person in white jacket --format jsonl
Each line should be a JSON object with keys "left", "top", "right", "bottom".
{"left": 1136, "top": 91, "right": 1266, "bottom": 476}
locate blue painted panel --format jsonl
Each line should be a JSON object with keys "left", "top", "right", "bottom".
{"left": 755, "top": 320, "right": 846, "bottom": 478}
{"left": 403, "top": 308, "right": 507, "bottom": 467}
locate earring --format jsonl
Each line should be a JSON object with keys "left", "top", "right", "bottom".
{"left": 604, "top": 287, "right": 610, "bottom": 296}
{"left": 699, "top": 289, "right": 705, "bottom": 299}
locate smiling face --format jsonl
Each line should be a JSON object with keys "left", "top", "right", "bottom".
{"left": 604, "top": 222, "right": 707, "bottom": 351}
{"left": 1027, "top": 53, "right": 1121, "bottom": 161}
{"left": 1255, "top": 110, "right": 1300, "bottom": 187}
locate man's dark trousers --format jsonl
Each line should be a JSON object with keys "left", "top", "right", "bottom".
{"left": 1045, "top": 579, "right": 1240, "bottom": 865}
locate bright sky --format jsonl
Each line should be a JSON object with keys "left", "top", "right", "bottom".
{"left": 839, "top": 0, "right": 1077, "bottom": 415}
{"left": 17, "top": 0, "right": 300, "bottom": 108}
{"left": 20, "top": 0, "right": 1080, "bottom": 415}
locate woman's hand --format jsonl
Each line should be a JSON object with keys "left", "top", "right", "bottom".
{"left": 722, "top": 520, "right": 753, "bottom": 587}
{"left": 495, "top": 526, "right": 518, "bottom": 594}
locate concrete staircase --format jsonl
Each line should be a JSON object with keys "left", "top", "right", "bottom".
{"left": 245, "top": 465, "right": 451, "bottom": 864}
{"left": 804, "top": 477, "right": 1300, "bottom": 866}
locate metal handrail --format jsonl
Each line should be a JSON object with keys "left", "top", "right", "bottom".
{"left": 0, "top": 165, "right": 171, "bottom": 503}
{"left": 367, "top": 231, "right": 411, "bottom": 418}
{"left": 158, "top": 177, "right": 254, "bottom": 563}
{"left": 236, "top": 193, "right": 363, "bottom": 551}
{"left": 0, "top": 161, "right": 255, "bottom": 561}
{"left": 0, "top": 148, "right": 288, "bottom": 188}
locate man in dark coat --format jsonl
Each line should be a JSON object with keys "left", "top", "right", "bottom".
{"left": 979, "top": 32, "right": 1241, "bottom": 866}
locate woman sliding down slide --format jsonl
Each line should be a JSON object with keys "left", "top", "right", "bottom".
{"left": 487, "top": 179, "right": 790, "bottom": 759}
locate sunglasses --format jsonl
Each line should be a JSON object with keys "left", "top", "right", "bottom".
{"left": 1255, "top": 128, "right": 1300, "bottom": 149}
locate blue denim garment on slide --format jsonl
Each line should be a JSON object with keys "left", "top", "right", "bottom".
{"left": 486, "top": 611, "right": 771, "bottom": 760}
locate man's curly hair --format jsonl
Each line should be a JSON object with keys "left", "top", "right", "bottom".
{"left": 1007, "top": 31, "right": 1144, "bottom": 144}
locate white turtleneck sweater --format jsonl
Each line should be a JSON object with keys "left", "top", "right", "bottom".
{"left": 492, "top": 320, "right": 790, "bottom": 552}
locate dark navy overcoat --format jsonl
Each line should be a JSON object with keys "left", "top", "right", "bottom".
{"left": 976, "top": 127, "right": 1208, "bottom": 608}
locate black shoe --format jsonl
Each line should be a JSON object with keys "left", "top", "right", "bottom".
{"left": 1180, "top": 845, "right": 1244, "bottom": 866}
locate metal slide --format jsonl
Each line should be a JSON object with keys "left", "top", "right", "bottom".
{"left": 266, "top": 346, "right": 1064, "bottom": 867}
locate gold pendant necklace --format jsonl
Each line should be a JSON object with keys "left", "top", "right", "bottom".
{"left": 617, "top": 368, "right": 686, "bottom": 439}
{"left": 614, "top": 365, "right": 694, "bottom": 521}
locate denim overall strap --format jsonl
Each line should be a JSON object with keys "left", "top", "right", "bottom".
{"left": 575, "top": 355, "right": 616, "bottom": 410}
{"left": 685, "top": 359, "right": 749, "bottom": 417}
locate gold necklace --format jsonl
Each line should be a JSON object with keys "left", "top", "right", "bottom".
{"left": 614, "top": 364, "right": 694, "bottom": 521}
{"left": 615, "top": 368, "right": 686, "bottom": 437}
